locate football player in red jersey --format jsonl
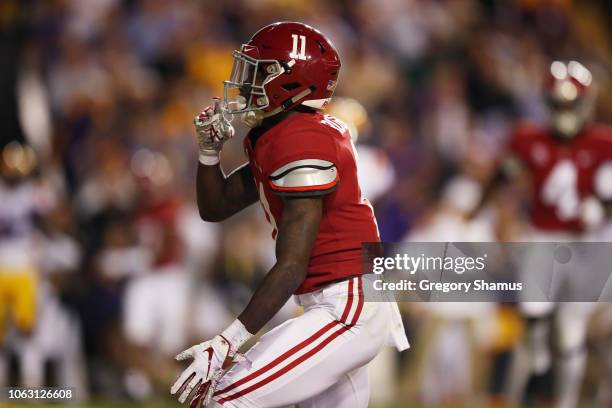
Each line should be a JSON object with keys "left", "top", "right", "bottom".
{"left": 473, "top": 60, "right": 612, "bottom": 408}
{"left": 170, "top": 22, "right": 408, "bottom": 408}
{"left": 478, "top": 60, "right": 612, "bottom": 234}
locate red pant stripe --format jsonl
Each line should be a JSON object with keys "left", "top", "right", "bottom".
{"left": 340, "top": 277, "right": 354, "bottom": 323}
{"left": 349, "top": 276, "right": 363, "bottom": 327}
{"left": 214, "top": 278, "right": 355, "bottom": 398}
{"left": 218, "top": 278, "right": 364, "bottom": 404}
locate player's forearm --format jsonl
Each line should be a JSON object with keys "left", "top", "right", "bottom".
{"left": 238, "top": 262, "right": 307, "bottom": 334}
{"left": 194, "top": 99, "right": 255, "bottom": 222}
{"left": 196, "top": 163, "right": 257, "bottom": 222}
{"left": 196, "top": 163, "right": 232, "bottom": 221}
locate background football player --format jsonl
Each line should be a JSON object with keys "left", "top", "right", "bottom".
{"left": 0, "top": 142, "right": 49, "bottom": 388}
{"left": 470, "top": 60, "right": 612, "bottom": 408}
{"left": 0, "top": 142, "right": 41, "bottom": 347}
{"left": 170, "top": 22, "right": 409, "bottom": 408}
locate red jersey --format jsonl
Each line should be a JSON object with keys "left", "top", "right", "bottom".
{"left": 244, "top": 112, "right": 380, "bottom": 294}
{"left": 508, "top": 122, "right": 612, "bottom": 232}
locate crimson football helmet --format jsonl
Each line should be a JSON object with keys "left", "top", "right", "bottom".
{"left": 223, "top": 22, "right": 341, "bottom": 127}
{"left": 545, "top": 60, "right": 596, "bottom": 139}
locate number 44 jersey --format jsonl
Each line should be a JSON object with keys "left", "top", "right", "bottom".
{"left": 244, "top": 112, "right": 380, "bottom": 294}
{"left": 508, "top": 122, "right": 612, "bottom": 232}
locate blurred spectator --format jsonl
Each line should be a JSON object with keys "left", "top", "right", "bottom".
{"left": 2, "top": 0, "right": 611, "bottom": 405}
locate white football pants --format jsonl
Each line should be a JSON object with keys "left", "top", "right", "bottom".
{"left": 212, "top": 276, "right": 407, "bottom": 407}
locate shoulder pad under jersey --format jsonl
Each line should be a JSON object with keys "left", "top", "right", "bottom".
{"left": 269, "top": 159, "right": 339, "bottom": 197}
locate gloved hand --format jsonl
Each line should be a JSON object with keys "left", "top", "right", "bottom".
{"left": 171, "top": 320, "right": 252, "bottom": 407}
{"left": 194, "top": 97, "right": 235, "bottom": 165}
{"left": 170, "top": 335, "right": 232, "bottom": 408}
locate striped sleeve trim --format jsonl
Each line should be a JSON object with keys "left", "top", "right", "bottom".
{"left": 269, "top": 159, "right": 339, "bottom": 196}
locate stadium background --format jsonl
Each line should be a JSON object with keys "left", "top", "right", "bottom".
{"left": 1, "top": 0, "right": 611, "bottom": 406}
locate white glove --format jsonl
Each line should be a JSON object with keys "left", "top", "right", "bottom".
{"left": 170, "top": 335, "right": 230, "bottom": 407}
{"left": 171, "top": 320, "right": 252, "bottom": 408}
{"left": 194, "top": 97, "right": 235, "bottom": 166}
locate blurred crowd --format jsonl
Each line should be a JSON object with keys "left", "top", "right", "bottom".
{"left": 1, "top": 0, "right": 612, "bottom": 406}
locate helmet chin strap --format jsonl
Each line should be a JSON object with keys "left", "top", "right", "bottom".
{"left": 241, "top": 87, "right": 313, "bottom": 128}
